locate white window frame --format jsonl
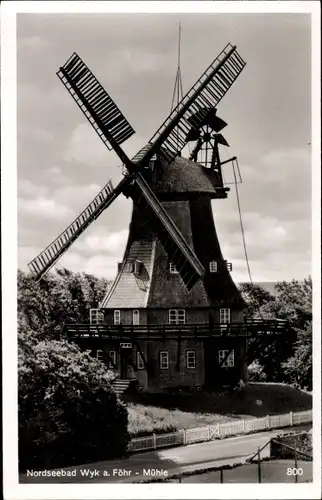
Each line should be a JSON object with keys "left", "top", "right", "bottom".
{"left": 186, "top": 350, "right": 196, "bottom": 369}
{"left": 169, "top": 262, "right": 178, "bottom": 274}
{"left": 160, "top": 351, "right": 169, "bottom": 370}
{"left": 90, "top": 308, "right": 104, "bottom": 325}
{"left": 114, "top": 310, "right": 121, "bottom": 325}
{"left": 137, "top": 351, "right": 144, "bottom": 370}
{"left": 108, "top": 350, "right": 116, "bottom": 368}
{"left": 218, "top": 349, "right": 235, "bottom": 368}
{"left": 96, "top": 349, "right": 104, "bottom": 361}
{"left": 209, "top": 261, "right": 217, "bottom": 273}
{"left": 169, "top": 309, "right": 186, "bottom": 325}
{"left": 132, "top": 309, "right": 140, "bottom": 325}
{"left": 220, "top": 308, "right": 231, "bottom": 324}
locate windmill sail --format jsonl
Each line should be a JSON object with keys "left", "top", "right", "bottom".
{"left": 28, "top": 178, "right": 128, "bottom": 280}
{"left": 29, "top": 43, "right": 245, "bottom": 288}
{"left": 131, "top": 43, "right": 245, "bottom": 167}
{"left": 57, "top": 53, "right": 135, "bottom": 151}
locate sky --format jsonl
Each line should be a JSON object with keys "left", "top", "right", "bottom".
{"left": 17, "top": 11, "right": 312, "bottom": 283}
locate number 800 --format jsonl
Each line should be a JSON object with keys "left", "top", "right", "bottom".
{"left": 287, "top": 468, "right": 303, "bottom": 476}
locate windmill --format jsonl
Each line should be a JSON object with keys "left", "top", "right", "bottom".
{"left": 27, "top": 39, "right": 289, "bottom": 393}
{"left": 28, "top": 43, "right": 246, "bottom": 292}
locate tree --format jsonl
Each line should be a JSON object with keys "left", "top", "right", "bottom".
{"left": 239, "top": 278, "right": 312, "bottom": 388}
{"left": 282, "top": 323, "right": 312, "bottom": 391}
{"left": 239, "top": 282, "right": 276, "bottom": 318}
{"left": 18, "top": 269, "right": 125, "bottom": 470}
{"left": 18, "top": 269, "right": 111, "bottom": 340}
{"left": 18, "top": 328, "right": 129, "bottom": 471}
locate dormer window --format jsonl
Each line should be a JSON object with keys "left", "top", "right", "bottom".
{"left": 148, "top": 153, "right": 157, "bottom": 171}
{"left": 209, "top": 261, "right": 217, "bottom": 273}
{"left": 134, "top": 260, "right": 142, "bottom": 275}
{"left": 127, "top": 260, "right": 134, "bottom": 273}
{"left": 169, "top": 262, "right": 178, "bottom": 274}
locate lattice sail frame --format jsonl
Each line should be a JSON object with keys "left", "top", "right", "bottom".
{"left": 28, "top": 43, "right": 245, "bottom": 290}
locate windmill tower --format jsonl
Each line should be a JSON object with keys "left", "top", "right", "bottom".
{"left": 29, "top": 42, "right": 287, "bottom": 394}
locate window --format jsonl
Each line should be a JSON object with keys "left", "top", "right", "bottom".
{"left": 96, "top": 349, "right": 104, "bottom": 361}
{"left": 114, "top": 310, "right": 121, "bottom": 325}
{"left": 169, "top": 262, "right": 178, "bottom": 274}
{"left": 160, "top": 351, "right": 169, "bottom": 370}
{"left": 132, "top": 310, "right": 140, "bottom": 325}
{"left": 108, "top": 350, "right": 116, "bottom": 368}
{"left": 209, "top": 261, "right": 217, "bottom": 273}
{"left": 120, "top": 342, "right": 132, "bottom": 349}
{"left": 137, "top": 351, "right": 144, "bottom": 370}
{"left": 186, "top": 351, "right": 196, "bottom": 369}
{"left": 90, "top": 308, "right": 104, "bottom": 324}
{"left": 220, "top": 308, "right": 231, "bottom": 324}
{"left": 225, "top": 261, "right": 233, "bottom": 272}
{"left": 218, "top": 350, "right": 235, "bottom": 367}
{"left": 169, "top": 309, "right": 186, "bottom": 325}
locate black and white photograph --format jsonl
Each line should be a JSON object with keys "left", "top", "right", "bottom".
{"left": 2, "top": 1, "right": 321, "bottom": 499}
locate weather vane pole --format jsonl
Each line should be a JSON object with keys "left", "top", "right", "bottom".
{"left": 171, "top": 22, "right": 184, "bottom": 112}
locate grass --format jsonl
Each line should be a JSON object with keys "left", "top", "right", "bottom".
{"left": 127, "top": 404, "right": 238, "bottom": 437}
{"left": 126, "top": 383, "right": 312, "bottom": 438}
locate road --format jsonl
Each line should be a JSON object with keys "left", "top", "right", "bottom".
{"left": 20, "top": 424, "right": 311, "bottom": 484}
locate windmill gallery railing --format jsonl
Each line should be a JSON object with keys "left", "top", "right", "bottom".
{"left": 65, "top": 319, "right": 288, "bottom": 340}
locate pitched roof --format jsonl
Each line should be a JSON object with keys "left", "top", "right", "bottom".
{"left": 100, "top": 239, "right": 155, "bottom": 308}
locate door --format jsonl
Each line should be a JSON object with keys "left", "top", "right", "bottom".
{"left": 120, "top": 351, "right": 128, "bottom": 379}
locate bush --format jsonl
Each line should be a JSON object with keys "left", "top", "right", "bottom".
{"left": 19, "top": 331, "right": 129, "bottom": 471}
{"left": 248, "top": 361, "right": 267, "bottom": 382}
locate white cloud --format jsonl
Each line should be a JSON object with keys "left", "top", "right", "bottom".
{"left": 56, "top": 252, "right": 119, "bottom": 280}
{"left": 81, "top": 229, "right": 128, "bottom": 253}
{"left": 18, "top": 179, "right": 48, "bottom": 198}
{"left": 18, "top": 35, "right": 48, "bottom": 52}
{"left": 19, "top": 197, "right": 72, "bottom": 220}
{"left": 18, "top": 245, "right": 42, "bottom": 269}
{"left": 47, "top": 166, "right": 62, "bottom": 175}
{"left": 63, "top": 123, "right": 110, "bottom": 166}
{"left": 19, "top": 126, "right": 54, "bottom": 143}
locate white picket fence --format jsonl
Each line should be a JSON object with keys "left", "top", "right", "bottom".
{"left": 128, "top": 409, "right": 312, "bottom": 453}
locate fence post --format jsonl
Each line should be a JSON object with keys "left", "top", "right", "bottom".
{"left": 290, "top": 411, "right": 293, "bottom": 426}
{"left": 266, "top": 414, "right": 270, "bottom": 430}
{"left": 153, "top": 433, "right": 156, "bottom": 450}
{"left": 183, "top": 428, "right": 187, "bottom": 446}
{"left": 208, "top": 425, "right": 211, "bottom": 440}
{"left": 294, "top": 449, "right": 298, "bottom": 483}
{"left": 257, "top": 446, "right": 261, "bottom": 483}
{"left": 220, "top": 468, "right": 223, "bottom": 483}
{"left": 242, "top": 419, "right": 245, "bottom": 433}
